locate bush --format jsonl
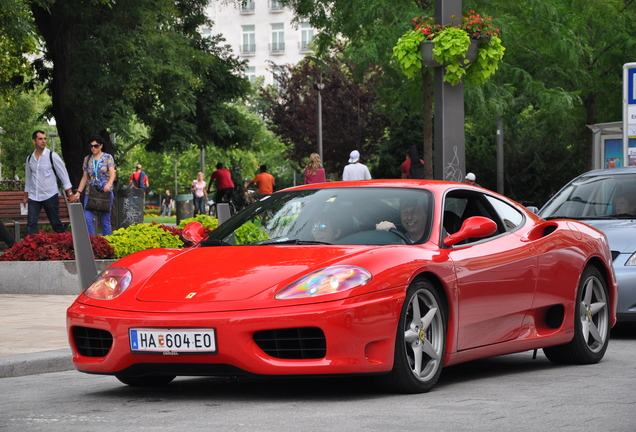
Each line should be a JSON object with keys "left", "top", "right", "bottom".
{"left": 0, "top": 231, "right": 114, "bottom": 261}
{"left": 105, "top": 223, "right": 184, "bottom": 259}
{"left": 177, "top": 214, "right": 218, "bottom": 230}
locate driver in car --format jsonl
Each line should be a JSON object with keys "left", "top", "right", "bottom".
{"left": 375, "top": 196, "right": 428, "bottom": 243}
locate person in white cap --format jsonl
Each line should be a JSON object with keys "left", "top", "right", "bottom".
{"left": 465, "top": 172, "right": 480, "bottom": 187}
{"left": 342, "top": 150, "right": 372, "bottom": 181}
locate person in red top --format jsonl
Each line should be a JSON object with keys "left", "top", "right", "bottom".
{"left": 208, "top": 162, "right": 235, "bottom": 203}
{"left": 246, "top": 164, "right": 275, "bottom": 202}
{"left": 129, "top": 164, "right": 149, "bottom": 190}
{"left": 400, "top": 146, "right": 425, "bottom": 179}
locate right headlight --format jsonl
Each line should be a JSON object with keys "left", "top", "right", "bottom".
{"left": 624, "top": 252, "right": 636, "bottom": 266}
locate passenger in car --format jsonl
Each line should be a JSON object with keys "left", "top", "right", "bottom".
{"left": 312, "top": 214, "right": 343, "bottom": 243}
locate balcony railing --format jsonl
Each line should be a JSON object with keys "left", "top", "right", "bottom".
{"left": 299, "top": 41, "right": 313, "bottom": 53}
{"left": 269, "top": 42, "right": 285, "bottom": 54}
{"left": 269, "top": 0, "right": 284, "bottom": 12}
{"left": 240, "top": 2, "right": 255, "bottom": 14}
{"left": 240, "top": 44, "right": 256, "bottom": 55}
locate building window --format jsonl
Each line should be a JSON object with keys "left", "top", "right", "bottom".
{"left": 240, "top": 0, "right": 255, "bottom": 14}
{"left": 269, "top": 0, "right": 284, "bottom": 12}
{"left": 241, "top": 25, "right": 256, "bottom": 55}
{"left": 245, "top": 66, "right": 257, "bottom": 82}
{"left": 300, "top": 22, "right": 314, "bottom": 52}
{"left": 271, "top": 65, "right": 285, "bottom": 89}
{"left": 270, "top": 23, "right": 285, "bottom": 54}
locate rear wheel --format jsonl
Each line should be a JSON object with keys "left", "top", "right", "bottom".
{"left": 543, "top": 266, "right": 610, "bottom": 364}
{"left": 115, "top": 374, "right": 176, "bottom": 387}
{"left": 376, "top": 279, "right": 446, "bottom": 393}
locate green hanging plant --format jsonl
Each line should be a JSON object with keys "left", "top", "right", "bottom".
{"left": 393, "top": 11, "right": 505, "bottom": 86}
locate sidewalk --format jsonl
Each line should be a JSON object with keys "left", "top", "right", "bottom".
{"left": 0, "top": 294, "right": 77, "bottom": 378}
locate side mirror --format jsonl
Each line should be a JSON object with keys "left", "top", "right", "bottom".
{"left": 444, "top": 216, "right": 498, "bottom": 247}
{"left": 182, "top": 221, "right": 206, "bottom": 245}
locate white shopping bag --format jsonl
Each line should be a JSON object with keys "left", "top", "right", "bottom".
{"left": 20, "top": 203, "right": 28, "bottom": 215}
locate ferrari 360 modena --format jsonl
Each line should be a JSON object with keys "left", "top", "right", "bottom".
{"left": 67, "top": 180, "right": 617, "bottom": 393}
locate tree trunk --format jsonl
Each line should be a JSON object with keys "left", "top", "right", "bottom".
{"left": 422, "top": 68, "right": 433, "bottom": 179}
{"left": 30, "top": 3, "right": 115, "bottom": 187}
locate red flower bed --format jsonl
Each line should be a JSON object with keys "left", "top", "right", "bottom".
{"left": 0, "top": 231, "right": 114, "bottom": 261}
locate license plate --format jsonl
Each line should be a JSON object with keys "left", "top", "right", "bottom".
{"left": 129, "top": 328, "right": 217, "bottom": 354}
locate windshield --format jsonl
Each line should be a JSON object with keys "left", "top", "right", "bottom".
{"left": 541, "top": 173, "right": 636, "bottom": 219}
{"left": 207, "top": 187, "right": 434, "bottom": 246}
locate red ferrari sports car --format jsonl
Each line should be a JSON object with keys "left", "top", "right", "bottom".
{"left": 67, "top": 180, "right": 618, "bottom": 393}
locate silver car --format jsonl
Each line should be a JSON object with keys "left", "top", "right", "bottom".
{"left": 540, "top": 167, "right": 636, "bottom": 321}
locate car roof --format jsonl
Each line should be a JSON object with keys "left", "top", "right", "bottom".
{"left": 577, "top": 167, "right": 636, "bottom": 177}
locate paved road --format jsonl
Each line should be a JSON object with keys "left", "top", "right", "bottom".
{"left": 1, "top": 324, "right": 634, "bottom": 432}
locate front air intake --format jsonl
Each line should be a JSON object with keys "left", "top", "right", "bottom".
{"left": 253, "top": 327, "right": 326, "bottom": 359}
{"left": 72, "top": 326, "right": 113, "bottom": 357}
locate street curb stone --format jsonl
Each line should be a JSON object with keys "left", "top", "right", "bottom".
{"left": 0, "top": 349, "right": 73, "bottom": 378}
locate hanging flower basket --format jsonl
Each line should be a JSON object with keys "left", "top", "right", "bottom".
{"left": 420, "top": 39, "right": 479, "bottom": 68}
{"left": 393, "top": 11, "right": 505, "bottom": 86}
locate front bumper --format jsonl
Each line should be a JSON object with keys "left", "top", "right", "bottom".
{"left": 67, "top": 288, "right": 405, "bottom": 376}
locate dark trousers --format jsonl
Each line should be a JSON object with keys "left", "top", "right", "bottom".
{"left": 215, "top": 188, "right": 233, "bottom": 204}
{"left": 27, "top": 194, "right": 65, "bottom": 235}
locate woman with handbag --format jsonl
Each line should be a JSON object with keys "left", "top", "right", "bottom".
{"left": 74, "top": 134, "right": 116, "bottom": 235}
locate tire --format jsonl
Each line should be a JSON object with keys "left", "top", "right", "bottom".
{"left": 375, "top": 279, "right": 446, "bottom": 393}
{"left": 543, "top": 266, "right": 610, "bottom": 364}
{"left": 115, "top": 374, "right": 176, "bottom": 387}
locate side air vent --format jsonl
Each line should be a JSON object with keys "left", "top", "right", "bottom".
{"left": 253, "top": 327, "right": 326, "bottom": 359}
{"left": 72, "top": 326, "right": 113, "bottom": 357}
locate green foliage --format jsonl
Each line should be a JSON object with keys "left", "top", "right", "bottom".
{"left": 177, "top": 214, "right": 218, "bottom": 230}
{"left": 431, "top": 27, "right": 472, "bottom": 85}
{"left": 234, "top": 221, "right": 269, "bottom": 245}
{"left": 105, "top": 223, "right": 184, "bottom": 259}
{"left": 392, "top": 30, "right": 427, "bottom": 79}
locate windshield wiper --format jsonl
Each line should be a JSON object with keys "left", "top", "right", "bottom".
{"left": 252, "top": 238, "right": 332, "bottom": 245}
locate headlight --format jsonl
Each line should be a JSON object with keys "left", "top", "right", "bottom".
{"left": 275, "top": 266, "right": 372, "bottom": 299}
{"left": 625, "top": 252, "right": 636, "bottom": 266}
{"left": 84, "top": 267, "right": 132, "bottom": 300}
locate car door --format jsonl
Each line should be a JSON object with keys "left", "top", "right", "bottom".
{"left": 444, "top": 193, "right": 538, "bottom": 351}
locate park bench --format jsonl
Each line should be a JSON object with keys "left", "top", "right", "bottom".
{"left": 0, "top": 190, "right": 70, "bottom": 242}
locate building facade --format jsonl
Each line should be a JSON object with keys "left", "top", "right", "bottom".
{"left": 204, "top": 0, "right": 315, "bottom": 86}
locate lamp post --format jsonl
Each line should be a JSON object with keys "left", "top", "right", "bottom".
{"left": 313, "top": 82, "right": 325, "bottom": 162}
{"left": 308, "top": 56, "right": 331, "bottom": 164}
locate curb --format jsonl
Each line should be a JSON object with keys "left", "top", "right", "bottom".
{"left": 0, "top": 349, "right": 73, "bottom": 378}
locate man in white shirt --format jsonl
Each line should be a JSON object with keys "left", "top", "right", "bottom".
{"left": 23, "top": 130, "right": 78, "bottom": 235}
{"left": 342, "top": 150, "right": 372, "bottom": 181}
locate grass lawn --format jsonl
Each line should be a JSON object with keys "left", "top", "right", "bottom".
{"left": 143, "top": 215, "right": 177, "bottom": 225}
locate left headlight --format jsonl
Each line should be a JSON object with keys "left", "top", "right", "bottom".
{"left": 275, "top": 265, "right": 372, "bottom": 300}
{"left": 84, "top": 267, "right": 132, "bottom": 300}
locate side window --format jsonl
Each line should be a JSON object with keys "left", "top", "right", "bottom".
{"left": 485, "top": 196, "right": 524, "bottom": 231}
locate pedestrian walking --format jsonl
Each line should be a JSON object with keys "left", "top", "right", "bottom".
{"left": 23, "top": 130, "right": 78, "bottom": 236}
{"left": 342, "top": 150, "right": 371, "bottom": 181}
{"left": 74, "top": 134, "right": 116, "bottom": 235}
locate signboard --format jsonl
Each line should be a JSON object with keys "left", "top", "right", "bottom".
{"left": 623, "top": 64, "right": 636, "bottom": 163}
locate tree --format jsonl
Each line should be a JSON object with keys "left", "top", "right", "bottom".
{"left": 27, "top": 0, "right": 252, "bottom": 186}
{"left": 0, "top": 0, "right": 38, "bottom": 93}
{"left": 0, "top": 88, "right": 52, "bottom": 180}
{"left": 259, "top": 46, "right": 390, "bottom": 177}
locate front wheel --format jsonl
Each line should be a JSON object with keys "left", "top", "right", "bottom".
{"left": 375, "top": 279, "right": 446, "bottom": 393}
{"left": 543, "top": 266, "right": 610, "bottom": 364}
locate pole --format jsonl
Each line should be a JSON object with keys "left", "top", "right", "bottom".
{"left": 497, "top": 119, "right": 504, "bottom": 194}
{"left": 316, "top": 82, "right": 325, "bottom": 162}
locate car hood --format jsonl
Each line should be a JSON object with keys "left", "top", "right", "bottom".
{"left": 578, "top": 219, "right": 636, "bottom": 253}
{"left": 134, "top": 245, "right": 374, "bottom": 303}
